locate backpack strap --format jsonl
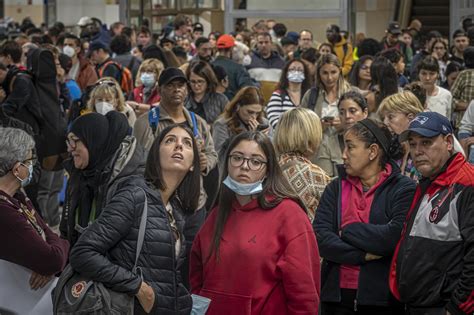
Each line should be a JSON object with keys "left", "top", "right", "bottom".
{"left": 342, "top": 43, "right": 348, "bottom": 60}
{"left": 134, "top": 188, "right": 148, "bottom": 274}
{"left": 148, "top": 106, "right": 160, "bottom": 134}
{"left": 190, "top": 111, "right": 199, "bottom": 138}
{"left": 308, "top": 87, "right": 319, "bottom": 111}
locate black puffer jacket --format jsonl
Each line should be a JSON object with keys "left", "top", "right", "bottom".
{"left": 60, "top": 136, "right": 146, "bottom": 245}
{"left": 69, "top": 175, "right": 192, "bottom": 315}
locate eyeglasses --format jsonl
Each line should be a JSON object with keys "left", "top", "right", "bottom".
{"left": 288, "top": 68, "right": 304, "bottom": 72}
{"left": 189, "top": 79, "right": 207, "bottom": 86}
{"left": 360, "top": 65, "right": 370, "bottom": 70}
{"left": 228, "top": 154, "right": 267, "bottom": 171}
{"left": 65, "top": 138, "right": 80, "bottom": 149}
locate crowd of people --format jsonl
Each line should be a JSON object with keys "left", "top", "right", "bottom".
{"left": 1, "top": 13, "right": 474, "bottom": 315}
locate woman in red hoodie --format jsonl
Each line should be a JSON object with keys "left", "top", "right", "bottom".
{"left": 190, "top": 131, "right": 320, "bottom": 315}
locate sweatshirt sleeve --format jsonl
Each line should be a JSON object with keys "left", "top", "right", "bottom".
{"left": 265, "top": 92, "right": 284, "bottom": 129}
{"left": 340, "top": 179, "right": 416, "bottom": 256}
{"left": 0, "top": 202, "right": 69, "bottom": 275}
{"left": 189, "top": 232, "right": 204, "bottom": 293}
{"left": 313, "top": 180, "right": 367, "bottom": 265}
{"left": 277, "top": 231, "right": 320, "bottom": 314}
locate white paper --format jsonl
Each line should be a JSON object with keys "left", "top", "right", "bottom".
{"left": 0, "top": 260, "right": 58, "bottom": 315}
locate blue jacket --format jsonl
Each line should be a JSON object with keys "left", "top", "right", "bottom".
{"left": 314, "top": 161, "right": 415, "bottom": 306}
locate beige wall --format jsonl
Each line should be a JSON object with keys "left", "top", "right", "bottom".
{"left": 355, "top": 0, "right": 396, "bottom": 41}
{"left": 5, "top": 5, "right": 44, "bottom": 26}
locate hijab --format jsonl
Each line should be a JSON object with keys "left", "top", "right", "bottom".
{"left": 69, "top": 112, "right": 130, "bottom": 228}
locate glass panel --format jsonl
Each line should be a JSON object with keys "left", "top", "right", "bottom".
{"left": 180, "top": 0, "right": 197, "bottom": 9}
{"left": 245, "top": 17, "right": 339, "bottom": 44}
{"left": 152, "top": 0, "right": 176, "bottom": 10}
{"left": 198, "top": 0, "right": 217, "bottom": 9}
{"left": 130, "top": 0, "right": 140, "bottom": 10}
{"left": 151, "top": 15, "right": 175, "bottom": 33}
{"left": 235, "top": 0, "right": 340, "bottom": 10}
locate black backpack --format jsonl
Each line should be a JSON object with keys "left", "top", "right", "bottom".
{"left": 27, "top": 48, "right": 68, "bottom": 171}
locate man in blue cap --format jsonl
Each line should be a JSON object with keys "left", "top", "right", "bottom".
{"left": 390, "top": 111, "right": 474, "bottom": 315}
{"left": 88, "top": 41, "right": 121, "bottom": 82}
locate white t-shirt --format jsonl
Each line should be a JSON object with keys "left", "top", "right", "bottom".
{"left": 426, "top": 86, "right": 453, "bottom": 119}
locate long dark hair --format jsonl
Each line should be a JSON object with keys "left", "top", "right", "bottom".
{"left": 144, "top": 124, "right": 201, "bottom": 214}
{"left": 276, "top": 58, "right": 312, "bottom": 95}
{"left": 348, "top": 55, "right": 373, "bottom": 88}
{"left": 208, "top": 131, "right": 298, "bottom": 261}
{"left": 370, "top": 56, "right": 399, "bottom": 109}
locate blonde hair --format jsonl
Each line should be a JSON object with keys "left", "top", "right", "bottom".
{"left": 87, "top": 77, "right": 126, "bottom": 112}
{"left": 135, "top": 58, "right": 164, "bottom": 87}
{"left": 274, "top": 107, "right": 323, "bottom": 156}
{"left": 378, "top": 91, "right": 424, "bottom": 119}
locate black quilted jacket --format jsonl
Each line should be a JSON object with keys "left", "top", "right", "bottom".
{"left": 69, "top": 176, "right": 192, "bottom": 315}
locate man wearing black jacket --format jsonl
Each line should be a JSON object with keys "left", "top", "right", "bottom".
{"left": 390, "top": 112, "right": 474, "bottom": 315}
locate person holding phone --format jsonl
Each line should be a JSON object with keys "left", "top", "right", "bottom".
{"left": 213, "top": 86, "right": 272, "bottom": 160}
{"left": 301, "top": 53, "right": 352, "bottom": 177}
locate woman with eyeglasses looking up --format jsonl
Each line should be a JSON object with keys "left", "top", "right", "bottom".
{"left": 190, "top": 131, "right": 321, "bottom": 315}
{"left": 0, "top": 127, "right": 69, "bottom": 293}
{"left": 60, "top": 111, "right": 144, "bottom": 247}
{"left": 185, "top": 61, "right": 229, "bottom": 125}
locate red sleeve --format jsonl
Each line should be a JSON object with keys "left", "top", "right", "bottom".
{"left": 0, "top": 204, "right": 69, "bottom": 275}
{"left": 276, "top": 201, "right": 321, "bottom": 314}
{"left": 189, "top": 232, "right": 204, "bottom": 293}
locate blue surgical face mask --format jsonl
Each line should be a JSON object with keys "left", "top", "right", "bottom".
{"left": 15, "top": 163, "right": 33, "bottom": 188}
{"left": 223, "top": 175, "right": 264, "bottom": 196}
{"left": 287, "top": 70, "right": 305, "bottom": 83}
{"left": 141, "top": 72, "right": 156, "bottom": 88}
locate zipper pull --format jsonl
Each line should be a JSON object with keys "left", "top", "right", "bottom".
{"left": 354, "top": 299, "right": 358, "bottom": 312}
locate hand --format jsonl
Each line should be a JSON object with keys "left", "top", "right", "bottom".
{"left": 136, "top": 281, "right": 155, "bottom": 314}
{"left": 365, "top": 253, "right": 383, "bottom": 261}
{"left": 199, "top": 151, "right": 207, "bottom": 172}
{"left": 247, "top": 118, "right": 259, "bottom": 131}
{"left": 56, "top": 66, "right": 66, "bottom": 83}
{"left": 29, "top": 272, "right": 53, "bottom": 290}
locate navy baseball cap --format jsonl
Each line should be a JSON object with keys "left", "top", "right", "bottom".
{"left": 399, "top": 112, "right": 453, "bottom": 142}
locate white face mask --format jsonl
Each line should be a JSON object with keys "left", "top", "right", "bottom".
{"left": 63, "top": 45, "right": 76, "bottom": 58}
{"left": 95, "top": 102, "right": 114, "bottom": 115}
{"left": 287, "top": 70, "right": 305, "bottom": 83}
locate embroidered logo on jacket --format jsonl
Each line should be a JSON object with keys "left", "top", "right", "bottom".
{"left": 71, "top": 281, "right": 87, "bottom": 298}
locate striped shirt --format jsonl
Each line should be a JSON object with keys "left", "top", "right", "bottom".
{"left": 266, "top": 90, "right": 297, "bottom": 129}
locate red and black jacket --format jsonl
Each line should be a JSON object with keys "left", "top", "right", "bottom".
{"left": 390, "top": 153, "right": 474, "bottom": 315}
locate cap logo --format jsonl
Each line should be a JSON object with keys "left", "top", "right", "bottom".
{"left": 442, "top": 125, "right": 448, "bottom": 131}
{"left": 413, "top": 116, "right": 429, "bottom": 125}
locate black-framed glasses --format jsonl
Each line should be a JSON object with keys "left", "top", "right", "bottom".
{"left": 65, "top": 138, "right": 80, "bottom": 149}
{"left": 228, "top": 154, "right": 267, "bottom": 171}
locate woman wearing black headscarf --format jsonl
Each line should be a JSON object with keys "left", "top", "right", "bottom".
{"left": 60, "top": 111, "right": 145, "bottom": 245}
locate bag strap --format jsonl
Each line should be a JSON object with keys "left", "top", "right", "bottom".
{"left": 190, "top": 111, "right": 199, "bottom": 137}
{"left": 134, "top": 187, "right": 148, "bottom": 270}
{"left": 308, "top": 87, "right": 319, "bottom": 111}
